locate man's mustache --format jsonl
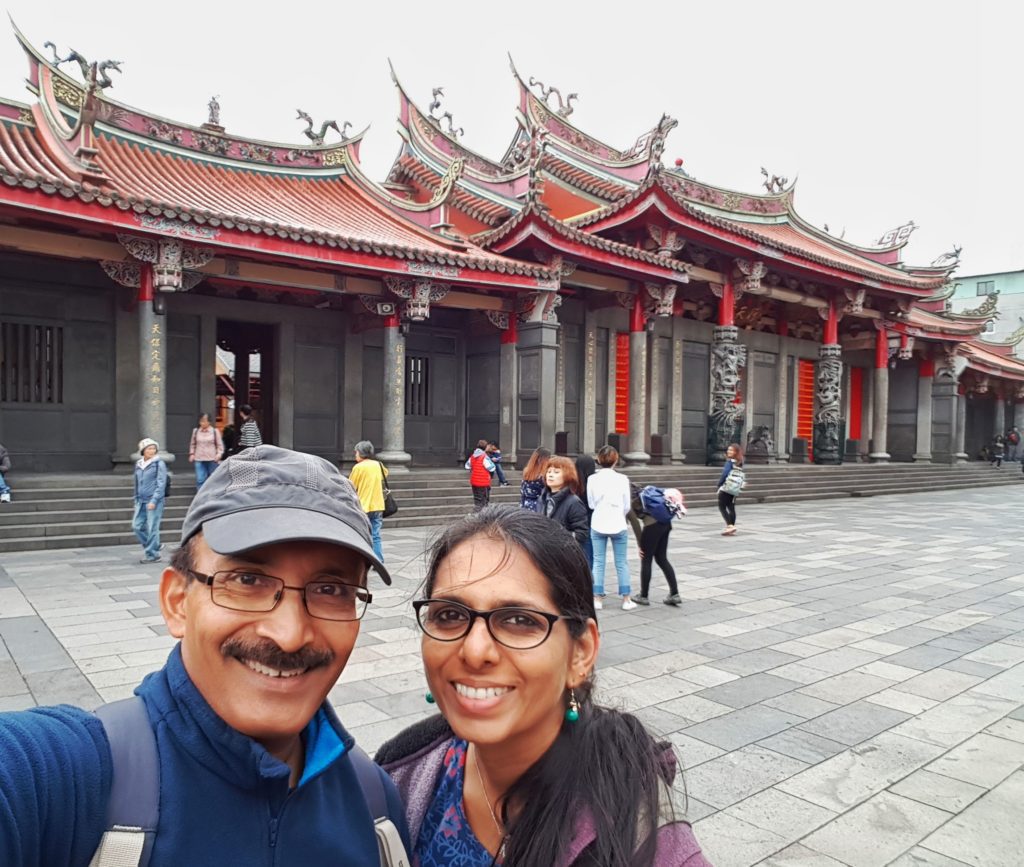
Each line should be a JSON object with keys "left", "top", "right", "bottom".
{"left": 221, "top": 637, "right": 334, "bottom": 672}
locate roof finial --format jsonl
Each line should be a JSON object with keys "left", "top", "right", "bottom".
{"left": 426, "top": 87, "right": 463, "bottom": 138}
{"left": 207, "top": 96, "right": 221, "bottom": 127}
{"left": 931, "top": 244, "right": 962, "bottom": 267}
{"left": 296, "top": 109, "right": 349, "bottom": 145}
{"left": 760, "top": 167, "right": 788, "bottom": 194}
{"left": 43, "top": 41, "right": 121, "bottom": 89}
{"left": 528, "top": 76, "right": 577, "bottom": 118}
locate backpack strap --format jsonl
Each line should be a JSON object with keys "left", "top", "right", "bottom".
{"left": 349, "top": 745, "right": 411, "bottom": 867}
{"left": 89, "top": 697, "right": 160, "bottom": 867}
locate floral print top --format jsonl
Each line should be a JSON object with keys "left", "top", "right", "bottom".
{"left": 415, "top": 738, "right": 497, "bottom": 867}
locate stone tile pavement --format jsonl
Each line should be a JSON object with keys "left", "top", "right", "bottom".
{"left": 2, "top": 485, "right": 1024, "bottom": 866}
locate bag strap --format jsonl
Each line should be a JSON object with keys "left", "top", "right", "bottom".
{"left": 90, "top": 696, "right": 160, "bottom": 867}
{"left": 350, "top": 745, "right": 411, "bottom": 866}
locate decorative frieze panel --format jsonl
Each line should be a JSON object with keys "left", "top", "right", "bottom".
{"left": 484, "top": 310, "right": 510, "bottom": 330}
{"left": 101, "top": 260, "right": 141, "bottom": 288}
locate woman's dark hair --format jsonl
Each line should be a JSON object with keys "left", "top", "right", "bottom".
{"left": 423, "top": 507, "right": 674, "bottom": 866}
{"left": 575, "top": 454, "right": 596, "bottom": 502}
{"left": 197, "top": 412, "right": 211, "bottom": 424}
{"left": 239, "top": 404, "right": 253, "bottom": 418}
{"left": 597, "top": 445, "right": 619, "bottom": 467}
{"left": 521, "top": 446, "right": 552, "bottom": 482}
{"left": 728, "top": 442, "right": 744, "bottom": 463}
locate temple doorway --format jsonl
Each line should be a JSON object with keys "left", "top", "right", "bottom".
{"left": 216, "top": 320, "right": 276, "bottom": 446}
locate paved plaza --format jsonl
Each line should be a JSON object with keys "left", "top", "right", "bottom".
{"left": 2, "top": 487, "right": 1024, "bottom": 866}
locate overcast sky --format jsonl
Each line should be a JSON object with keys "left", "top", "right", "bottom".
{"left": 2, "top": 1, "right": 1020, "bottom": 279}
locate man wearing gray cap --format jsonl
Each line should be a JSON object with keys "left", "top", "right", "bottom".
{"left": 0, "top": 445, "right": 409, "bottom": 867}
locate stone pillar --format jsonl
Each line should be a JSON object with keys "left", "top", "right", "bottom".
{"left": 994, "top": 392, "right": 1006, "bottom": 440}
{"left": 378, "top": 315, "right": 411, "bottom": 470}
{"left": 499, "top": 319, "right": 519, "bottom": 465}
{"left": 139, "top": 265, "right": 174, "bottom": 462}
{"left": 517, "top": 320, "right": 560, "bottom": 455}
{"left": 774, "top": 326, "right": 790, "bottom": 462}
{"left": 624, "top": 294, "right": 650, "bottom": 465}
{"left": 1014, "top": 395, "right": 1024, "bottom": 431}
{"left": 913, "top": 357, "right": 935, "bottom": 462}
{"left": 580, "top": 310, "right": 598, "bottom": 457}
{"left": 669, "top": 315, "right": 686, "bottom": 464}
{"left": 814, "top": 344, "right": 843, "bottom": 464}
{"left": 869, "top": 327, "right": 890, "bottom": 462}
{"left": 554, "top": 325, "right": 567, "bottom": 439}
{"left": 953, "top": 390, "right": 968, "bottom": 464}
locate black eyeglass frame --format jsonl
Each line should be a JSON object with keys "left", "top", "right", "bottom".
{"left": 412, "top": 598, "right": 577, "bottom": 649}
{"left": 187, "top": 568, "right": 372, "bottom": 622}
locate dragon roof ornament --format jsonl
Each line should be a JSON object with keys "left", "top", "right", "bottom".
{"left": 296, "top": 109, "right": 350, "bottom": 146}
{"left": 528, "top": 76, "right": 578, "bottom": 118}
{"left": 951, "top": 290, "right": 1000, "bottom": 320}
{"left": 760, "top": 167, "right": 788, "bottom": 194}
{"left": 427, "top": 87, "right": 463, "bottom": 138}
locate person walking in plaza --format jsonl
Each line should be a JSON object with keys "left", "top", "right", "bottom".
{"left": 133, "top": 437, "right": 168, "bottom": 563}
{"left": 1007, "top": 426, "right": 1021, "bottom": 461}
{"left": 377, "top": 507, "right": 710, "bottom": 867}
{"left": 465, "top": 439, "right": 495, "bottom": 511}
{"left": 519, "top": 446, "right": 551, "bottom": 512}
{"left": 187, "top": 413, "right": 223, "bottom": 488}
{"left": 349, "top": 439, "right": 388, "bottom": 562}
{"left": 539, "top": 455, "right": 590, "bottom": 546}
{"left": 486, "top": 441, "right": 509, "bottom": 486}
{"left": 588, "top": 445, "right": 636, "bottom": 610}
{"left": 0, "top": 441, "right": 11, "bottom": 503}
{"left": 631, "top": 486, "right": 685, "bottom": 607}
{"left": 990, "top": 434, "right": 1005, "bottom": 468}
{"left": 0, "top": 445, "right": 408, "bottom": 866}
{"left": 717, "top": 443, "right": 745, "bottom": 536}
{"left": 235, "top": 404, "right": 263, "bottom": 452}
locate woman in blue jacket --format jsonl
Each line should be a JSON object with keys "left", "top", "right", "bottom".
{"left": 133, "top": 437, "right": 168, "bottom": 563}
{"left": 717, "top": 443, "right": 743, "bottom": 536}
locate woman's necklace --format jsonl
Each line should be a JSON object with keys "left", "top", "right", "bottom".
{"left": 472, "top": 746, "right": 508, "bottom": 860}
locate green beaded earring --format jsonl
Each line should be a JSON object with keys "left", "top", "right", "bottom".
{"left": 565, "top": 688, "right": 580, "bottom": 723}
{"left": 425, "top": 691, "right": 435, "bottom": 704}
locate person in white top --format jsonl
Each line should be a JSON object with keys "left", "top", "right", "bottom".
{"left": 587, "top": 446, "right": 636, "bottom": 611}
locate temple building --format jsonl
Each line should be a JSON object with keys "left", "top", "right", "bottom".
{"left": 2, "top": 26, "right": 1022, "bottom": 472}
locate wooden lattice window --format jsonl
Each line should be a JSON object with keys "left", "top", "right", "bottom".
{"left": 0, "top": 320, "right": 64, "bottom": 404}
{"left": 406, "top": 355, "right": 430, "bottom": 416}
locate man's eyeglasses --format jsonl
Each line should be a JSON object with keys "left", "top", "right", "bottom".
{"left": 412, "top": 599, "right": 574, "bottom": 649}
{"left": 187, "top": 569, "right": 372, "bottom": 622}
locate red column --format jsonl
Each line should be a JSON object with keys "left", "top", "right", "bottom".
{"left": 631, "top": 292, "right": 646, "bottom": 332}
{"left": 501, "top": 315, "right": 518, "bottom": 345}
{"left": 823, "top": 298, "right": 838, "bottom": 345}
{"left": 778, "top": 318, "right": 788, "bottom": 338}
{"left": 718, "top": 279, "right": 735, "bottom": 326}
{"left": 384, "top": 312, "right": 400, "bottom": 329}
{"left": 875, "top": 328, "right": 889, "bottom": 368}
{"left": 919, "top": 357, "right": 935, "bottom": 378}
{"left": 139, "top": 263, "right": 154, "bottom": 303}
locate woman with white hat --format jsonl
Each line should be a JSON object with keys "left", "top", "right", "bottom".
{"left": 133, "top": 438, "right": 168, "bottom": 563}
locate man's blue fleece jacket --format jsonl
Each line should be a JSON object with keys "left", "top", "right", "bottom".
{"left": 0, "top": 644, "right": 408, "bottom": 866}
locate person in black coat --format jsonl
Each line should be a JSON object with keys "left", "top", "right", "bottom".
{"left": 539, "top": 455, "right": 590, "bottom": 546}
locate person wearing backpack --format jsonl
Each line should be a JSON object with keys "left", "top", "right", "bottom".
{"left": 0, "top": 445, "right": 410, "bottom": 867}
{"left": 465, "top": 439, "right": 495, "bottom": 511}
{"left": 631, "top": 485, "right": 685, "bottom": 606}
{"left": 133, "top": 438, "right": 168, "bottom": 563}
{"left": 717, "top": 443, "right": 745, "bottom": 536}
{"left": 349, "top": 439, "right": 388, "bottom": 562}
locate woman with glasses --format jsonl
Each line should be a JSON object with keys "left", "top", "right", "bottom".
{"left": 376, "top": 507, "right": 709, "bottom": 867}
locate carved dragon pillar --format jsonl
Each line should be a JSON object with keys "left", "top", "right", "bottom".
{"left": 813, "top": 298, "right": 843, "bottom": 464}
{"left": 708, "top": 280, "right": 746, "bottom": 463}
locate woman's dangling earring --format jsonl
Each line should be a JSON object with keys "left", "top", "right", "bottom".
{"left": 425, "top": 691, "right": 435, "bottom": 704}
{"left": 565, "top": 688, "right": 580, "bottom": 722}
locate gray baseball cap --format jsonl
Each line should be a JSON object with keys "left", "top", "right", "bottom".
{"left": 179, "top": 445, "right": 390, "bottom": 585}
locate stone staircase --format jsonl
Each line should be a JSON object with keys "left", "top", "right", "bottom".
{"left": 0, "top": 462, "right": 1021, "bottom": 553}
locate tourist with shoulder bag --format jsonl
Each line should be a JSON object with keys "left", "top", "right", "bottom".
{"left": 717, "top": 443, "right": 745, "bottom": 536}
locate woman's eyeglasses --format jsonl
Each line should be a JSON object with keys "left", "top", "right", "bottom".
{"left": 413, "top": 599, "right": 574, "bottom": 649}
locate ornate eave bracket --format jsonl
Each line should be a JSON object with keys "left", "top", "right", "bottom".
{"left": 844, "top": 287, "right": 866, "bottom": 315}
{"left": 647, "top": 225, "right": 685, "bottom": 258}
{"left": 384, "top": 277, "right": 450, "bottom": 322}
{"left": 115, "top": 234, "right": 213, "bottom": 292}
{"left": 734, "top": 259, "right": 768, "bottom": 297}
{"left": 898, "top": 336, "right": 916, "bottom": 360}
{"left": 101, "top": 260, "right": 203, "bottom": 292}
{"left": 936, "top": 349, "right": 969, "bottom": 381}
{"left": 484, "top": 310, "right": 510, "bottom": 330}
{"left": 519, "top": 289, "right": 561, "bottom": 324}
{"left": 644, "top": 282, "right": 678, "bottom": 318}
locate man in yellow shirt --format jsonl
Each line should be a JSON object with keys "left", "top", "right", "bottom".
{"left": 348, "top": 440, "right": 387, "bottom": 562}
